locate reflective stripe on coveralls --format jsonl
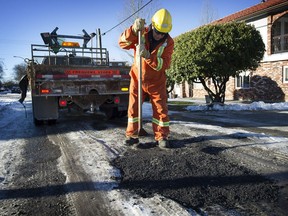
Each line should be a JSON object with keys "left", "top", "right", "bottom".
{"left": 152, "top": 40, "right": 168, "bottom": 71}
{"left": 129, "top": 117, "right": 170, "bottom": 127}
{"left": 140, "top": 35, "right": 167, "bottom": 72}
{"left": 128, "top": 117, "right": 139, "bottom": 123}
{"left": 152, "top": 117, "right": 169, "bottom": 127}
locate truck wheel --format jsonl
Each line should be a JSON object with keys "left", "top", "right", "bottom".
{"left": 117, "top": 110, "right": 128, "bottom": 118}
{"left": 102, "top": 107, "right": 117, "bottom": 119}
{"left": 48, "top": 119, "right": 57, "bottom": 125}
{"left": 105, "top": 107, "right": 117, "bottom": 119}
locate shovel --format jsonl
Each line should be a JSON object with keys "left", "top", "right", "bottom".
{"left": 137, "top": 30, "right": 148, "bottom": 136}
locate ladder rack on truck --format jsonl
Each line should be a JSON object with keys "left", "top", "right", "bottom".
{"left": 24, "top": 27, "right": 130, "bottom": 125}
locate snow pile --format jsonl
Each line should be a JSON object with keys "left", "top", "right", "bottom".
{"left": 142, "top": 100, "right": 288, "bottom": 113}
{"left": 185, "top": 101, "right": 288, "bottom": 111}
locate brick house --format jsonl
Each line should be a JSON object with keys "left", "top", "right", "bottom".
{"left": 174, "top": 0, "right": 288, "bottom": 102}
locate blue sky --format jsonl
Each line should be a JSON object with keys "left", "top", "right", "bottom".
{"left": 0, "top": 0, "right": 262, "bottom": 81}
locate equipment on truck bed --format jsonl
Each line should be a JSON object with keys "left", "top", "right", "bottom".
{"left": 21, "top": 27, "right": 130, "bottom": 125}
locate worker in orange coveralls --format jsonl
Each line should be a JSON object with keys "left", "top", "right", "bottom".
{"left": 118, "top": 8, "right": 174, "bottom": 148}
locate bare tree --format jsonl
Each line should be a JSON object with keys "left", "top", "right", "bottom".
{"left": 200, "top": 0, "right": 218, "bottom": 25}
{"left": 120, "top": 0, "right": 160, "bottom": 29}
{"left": 0, "top": 60, "right": 4, "bottom": 81}
{"left": 117, "top": 0, "right": 160, "bottom": 60}
{"left": 13, "top": 63, "right": 26, "bottom": 81}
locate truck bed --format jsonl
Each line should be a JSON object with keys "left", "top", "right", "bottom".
{"left": 31, "top": 64, "right": 130, "bottom": 97}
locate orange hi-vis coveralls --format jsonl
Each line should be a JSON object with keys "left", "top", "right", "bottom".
{"left": 118, "top": 25, "right": 174, "bottom": 141}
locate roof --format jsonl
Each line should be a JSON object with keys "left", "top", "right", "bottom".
{"left": 212, "top": 0, "right": 288, "bottom": 24}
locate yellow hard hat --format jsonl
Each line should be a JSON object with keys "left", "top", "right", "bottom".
{"left": 151, "top": 8, "right": 172, "bottom": 33}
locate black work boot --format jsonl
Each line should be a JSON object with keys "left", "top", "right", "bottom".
{"left": 158, "top": 139, "right": 170, "bottom": 149}
{"left": 124, "top": 137, "right": 139, "bottom": 146}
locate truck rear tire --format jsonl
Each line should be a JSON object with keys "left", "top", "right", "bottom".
{"left": 103, "top": 107, "right": 117, "bottom": 119}
{"left": 100, "top": 107, "right": 127, "bottom": 119}
{"left": 117, "top": 110, "right": 128, "bottom": 118}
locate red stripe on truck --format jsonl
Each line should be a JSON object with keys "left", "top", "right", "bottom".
{"left": 35, "top": 74, "right": 130, "bottom": 79}
{"left": 65, "top": 69, "right": 120, "bottom": 75}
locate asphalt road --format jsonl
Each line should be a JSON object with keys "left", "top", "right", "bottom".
{"left": 1, "top": 94, "right": 288, "bottom": 215}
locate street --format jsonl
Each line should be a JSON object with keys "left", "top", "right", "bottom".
{"left": 0, "top": 93, "right": 287, "bottom": 215}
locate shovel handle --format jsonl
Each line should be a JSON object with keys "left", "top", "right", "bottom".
{"left": 137, "top": 30, "right": 143, "bottom": 133}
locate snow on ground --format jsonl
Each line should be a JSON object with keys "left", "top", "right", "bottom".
{"left": 168, "top": 98, "right": 288, "bottom": 111}
{"left": 0, "top": 93, "right": 29, "bottom": 186}
{"left": 0, "top": 92, "right": 288, "bottom": 215}
{"left": 188, "top": 101, "right": 288, "bottom": 111}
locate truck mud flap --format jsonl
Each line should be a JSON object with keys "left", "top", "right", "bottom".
{"left": 32, "top": 96, "right": 59, "bottom": 125}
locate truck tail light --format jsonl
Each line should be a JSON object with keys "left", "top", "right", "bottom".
{"left": 41, "top": 89, "right": 51, "bottom": 94}
{"left": 59, "top": 98, "right": 67, "bottom": 107}
{"left": 114, "top": 96, "right": 120, "bottom": 104}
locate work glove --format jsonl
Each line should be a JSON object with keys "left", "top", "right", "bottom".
{"left": 136, "top": 44, "right": 150, "bottom": 59}
{"left": 132, "top": 18, "right": 145, "bottom": 34}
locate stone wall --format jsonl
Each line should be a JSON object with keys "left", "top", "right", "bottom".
{"left": 234, "top": 61, "right": 288, "bottom": 102}
{"left": 188, "top": 61, "right": 288, "bottom": 102}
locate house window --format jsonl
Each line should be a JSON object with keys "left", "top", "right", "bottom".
{"left": 236, "top": 72, "right": 251, "bottom": 89}
{"left": 283, "top": 66, "right": 288, "bottom": 83}
{"left": 272, "top": 14, "right": 288, "bottom": 53}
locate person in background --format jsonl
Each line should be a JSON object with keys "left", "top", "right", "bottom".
{"left": 18, "top": 74, "right": 29, "bottom": 104}
{"left": 118, "top": 8, "right": 174, "bottom": 148}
